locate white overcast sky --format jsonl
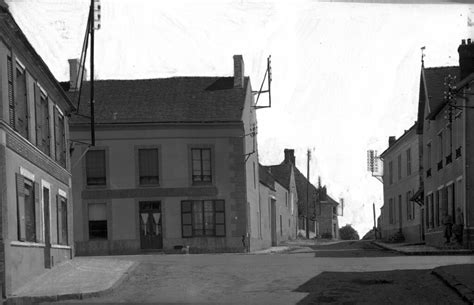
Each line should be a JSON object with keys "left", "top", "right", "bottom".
{"left": 7, "top": 0, "right": 474, "bottom": 236}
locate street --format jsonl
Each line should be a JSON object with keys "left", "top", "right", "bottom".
{"left": 52, "top": 240, "right": 474, "bottom": 304}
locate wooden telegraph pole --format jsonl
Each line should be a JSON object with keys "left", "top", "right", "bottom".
{"left": 306, "top": 149, "right": 311, "bottom": 239}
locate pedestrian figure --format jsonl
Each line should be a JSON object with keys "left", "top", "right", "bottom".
{"left": 241, "top": 234, "right": 247, "bottom": 252}
{"left": 453, "top": 207, "right": 464, "bottom": 244}
{"left": 441, "top": 210, "right": 453, "bottom": 244}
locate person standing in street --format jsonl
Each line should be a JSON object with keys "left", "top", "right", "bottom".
{"left": 453, "top": 207, "right": 464, "bottom": 244}
{"left": 441, "top": 210, "right": 453, "bottom": 244}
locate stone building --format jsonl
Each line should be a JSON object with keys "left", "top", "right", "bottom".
{"left": 380, "top": 123, "right": 422, "bottom": 243}
{"left": 0, "top": 2, "right": 75, "bottom": 298}
{"left": 263, "top": 149, "right": 339, "bottom": 239}
{"left": 258, "top": 163, "right": 298, "bottom": 247}
{"left": 68, "top": 55, "right": 264, "bottom": 254}
{"left": 418, "top": 40, "right": 474, "bottom": 249}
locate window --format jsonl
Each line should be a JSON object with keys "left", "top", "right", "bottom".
{"left": 8, "top": 56, "right": 15, "bottom": 128}
{"left": 57, "top": 195, "right": 68, "bottom": 245}
{"left": 35, "top": 89, "right": 50, "bottom": 156}
{"left": 88, "top": 203, "right": 107, "bottom": 239}
{"left": 280, "top": 215, "right": 283, "bottom": 236}
{"left": 191, "top": 148, "right": 212, "bottom": 183}
{"left": 429, "top": 194, "right": 434, "bottom": 228}
{"left": 388, "top": 161, "right": 393, "bottom": 184}
{"left": 86, "top": 150, "right": 106, "bottom": 186}
{"left": 389, "top": 198, "right": 394, "bottom": 224}
{"left": 406, "top": 149, "right": 411, "bottom": 176}
{"left": 435, "top": 191, "right": 440, "bottom": 227}
{"left": 15, "top": 63, "right": 29, "bottom": 138}
{"left": 181, "top": 200, "right": 225, "bottom": 237}
{"left": 438, "top": 131, "right": 443, "bottom": 162}
{"left": 427, "top": 142, "right": 432, "bottom": 169}
{"left": 285, "top": 192, "right": 288, "bottom": 207}
{"left": 397, "top": 155, "right": 402, "bottom": 180}
{"left": 406, "top": 191, "right": 412, "bottom": 220}
{"left": 138, "top": 148, "right": 159, "bottom": 185}
{"left": 398, "top": 194, "right": 402, "bottom": 224}
{"left": 54, "top": 108, "right": 66, "bottom": 167}
{"left": 16, "top": 174, "right": 37, "bottom": 242}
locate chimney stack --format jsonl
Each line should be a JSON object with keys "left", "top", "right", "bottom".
{"left": 284, "top": 149, "right": 295, "bottom": 164}
{"left": 233, "top": 55, "right": 245, "bottom": 88}
{"left": 388, "top": 136, "right": 396, "bottom": 146}
{"left": 458, "top": 38, "right": 474, "bottom": 80}
{"left": 68, "top": 58, "right": 87, "bottom": 91}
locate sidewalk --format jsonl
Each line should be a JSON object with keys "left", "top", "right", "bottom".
{"left": 372, "top": 240, "right": 474, "bottom": 255}
{"left": 6, "top": 257, "right": 137, "bottom": 304}
{"left": 432, "top": 264, "right": 474, "bottom": 304}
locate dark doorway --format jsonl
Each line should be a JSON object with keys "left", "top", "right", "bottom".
{"left": 270, "top": 198, "right": 277, "bottom": 246}
{"left": 139, "top": 201, "right": 163, "bottom": 250}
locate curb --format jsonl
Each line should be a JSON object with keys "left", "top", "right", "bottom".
{"left": 432, "top": 268, "right": 474, "bottom": 305}
{"left": 371, "top": 241, "right": 474, "bottom": 256}
{"left": 5, "top": 261, "right": 139, "bottom": 305}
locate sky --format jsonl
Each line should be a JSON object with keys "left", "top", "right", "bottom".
{"left": 7, "top": 0, "right": 474, "bottom": 236}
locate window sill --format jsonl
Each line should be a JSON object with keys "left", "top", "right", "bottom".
{"left": 10, "top": 241, "right": 45, "bottom": 248}
{"left": 52, "top": 244, "right": 71, "bottom": 249}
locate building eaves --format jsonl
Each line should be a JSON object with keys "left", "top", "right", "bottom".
{"left": 379, "top": 122, "right": 417, "bottom": 158}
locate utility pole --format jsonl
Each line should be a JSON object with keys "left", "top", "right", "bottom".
{"left": 90, "top": 0, "right": 95, "bottom": 146}
{"left": 306, "top": 149, "right": 311, "bottom": 239}
{"left": 373, "top": 203, "right": 377, "bottom": 240}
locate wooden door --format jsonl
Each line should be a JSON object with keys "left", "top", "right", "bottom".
{"left": 139, "top": 201, "right": 163, "bottom": 250}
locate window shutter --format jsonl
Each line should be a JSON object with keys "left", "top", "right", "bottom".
{"left": 181, "top": 201, "right": 193, "bottom": 237}
{"left": 7, "top": 56, "right": 15, "bottom": 128}
{"left": 56, "top": 194, "right": 60, "bottom": 245}
{"left": 33, "top": 182, "right": 40, "bottom": 243}
{"left": 34, "top": 84, "right": 41, "bottom": 146}
{"left": 15, "top": 173, "right": 25, "bottom": 241}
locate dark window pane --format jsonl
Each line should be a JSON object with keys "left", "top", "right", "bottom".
{"left": 182, "top": 201, "right": 192, "bottom": 213}
{"left": 215, "top": 200, "right": 225, "bottom": 212}
{"left": 24, "top": 181, "right": 36, "bottom": 242}
{"left": 215, "top": 212, "right": 225, "bottom": 224}
{"left": 138, "top": 149, "right": 159, "bottom": 185}
{"left": 182, "top": 225, "right": 193, "bottom": 237}
{"left": 86, "top": 150, "right": 106, "bottom": 185}
{"left": 216, "top": 224, "right": 225, "bottom": 237}
{"left": 89, "top": 220, "right": 107, "bottom": 239}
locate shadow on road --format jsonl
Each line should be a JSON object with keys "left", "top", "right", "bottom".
{"left": 294, "top": 270, "right": 466, "bottom": 305}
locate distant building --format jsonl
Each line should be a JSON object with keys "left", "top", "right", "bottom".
{"left": 0, "top": 2, "right": 75, "bottom": 298}
{"left": 263, "top": 149, "right": 339, "bottom": 239}
{"left": 258, "top": 163, "right": 298, "bottom": 246}
{"left": 380, "top": 124, "right": 422, "bottom": 243}
{"left": 68, "top": 55, "right": 263, "bottom": 254}
{"left": 418, "top": 39, "right": 474, "bottom": 249}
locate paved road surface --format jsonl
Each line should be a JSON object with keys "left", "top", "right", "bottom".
{"left": 52, "top": 241, "right": 474, "bottom": 304}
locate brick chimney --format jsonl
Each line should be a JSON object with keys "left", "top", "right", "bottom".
{"left": 233, "top": 55, "right": 245, "bottom": 88}
{"left": 458, "top": 39, "right": 474, "bottom": 80}
{"left": 284, "top": 149, "right": 295, "bottom": 164}
{"left": 68, "top": 58, "right": 87, "bottom": 91}
{"left": 388, "top": 136, "right": 396, "bottom": 146}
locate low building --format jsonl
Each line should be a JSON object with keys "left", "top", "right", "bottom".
{"left": 68, "top": 55, "right": 263, "bottom": 254}
{"left": 258, "top": 164, "right": 298, "bottom": 247}
{"left": 263, "top": 149, "right": 338, "bottom": 239}
{"left": 380, "top": 123, "right": 422, "bottom": 243}
{"left": 0, "top": 2, "right": 75, "bottom": 298}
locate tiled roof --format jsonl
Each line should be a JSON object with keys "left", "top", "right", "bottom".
{"left": 293, "top": 166, "right": 318, "bottom": 215}
{"left": 259, "top": 164, "right": 275, "bottom": 191}
{"left": 423, "top": 66, "right": 459, "bottom": 120}
{"left": 262, "top": 162, "right": 292, "bottom": 190}
{"left": 66, "top": 77, "right": 249, "bottom": 124}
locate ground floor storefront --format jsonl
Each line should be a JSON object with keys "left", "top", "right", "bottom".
{"left": 75, "top": 197, "right": 254, "bottom": 255}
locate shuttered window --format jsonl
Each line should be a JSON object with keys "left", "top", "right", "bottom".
{"left": 88, "top": 203, "right": 107, "bottom": 239}
{"left": 181, "top": 200, "right": 225, "bottom": 237}
{"left": 86, "top": 150, "right": 106, "bottom": 186}
{"left": 35, "top": 89, "right": 50, "bottom": 156}
{"left": 57, "top": 195, "right": 68, "bottom": 245}
{"left": 7, "top": 56, "right": 15, "bottom": 128}
{"left": 16, "top": 174, "right": 38, "bottom": 242}
{"left": 191, "top": 148, "right": 212, "bottom": 183}
{"left": 138, "top": 148, "right": 159, "bottom": 185}
{"left": 54, "top": 107, "right": 66, "bottom": 167}
{"left": 15, "top": 64, "right": 28, "bottom": 139}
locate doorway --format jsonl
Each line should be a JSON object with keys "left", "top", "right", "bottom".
{"left": 139, "top": 201, "right": 163, "bottom": 250}
{"left": 270, "top": 198, "right": 277, "bottom": 246}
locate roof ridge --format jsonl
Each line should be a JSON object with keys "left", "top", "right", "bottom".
{"left": 424, "top": 66, "right": 458, "bottom": 70}
{"left": 78, "top": 76, "right": 236, "bottom": 82}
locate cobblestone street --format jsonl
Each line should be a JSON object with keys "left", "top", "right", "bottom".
{"left": 44, "top": 241, "right": 474, "bottom": 304}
